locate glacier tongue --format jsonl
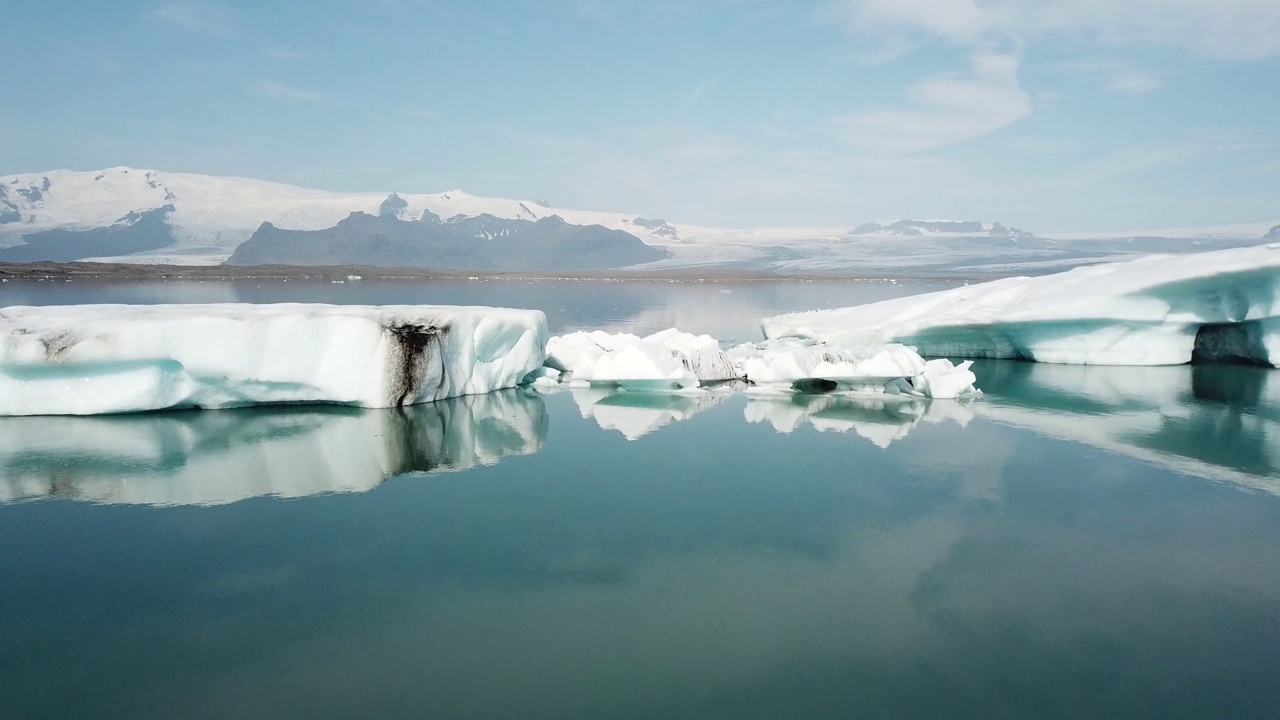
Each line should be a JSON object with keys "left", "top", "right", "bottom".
{"left": 762, "top": 245, "right": 1280, "bottom": 366}
{"left": 0, "top": 303, "right": 547, "bottom": 416}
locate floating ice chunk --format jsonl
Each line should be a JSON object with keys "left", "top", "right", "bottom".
{"left": 726, "top": 338, "right": 978, "bottom": 398}
{"left": 0, "top": 303, "right": 547, "bottom": 416}
{"left": 762, "top": 245, "right": 1280, "bottom": 366}
{"left": 909, "top": 359, "right": 978, "bottom": 400}
{"left": 728, "top": 337, "right": 922, "bottom": 385}
{"left": 546, "top": 329, "right": 736, "bottom": 388}
{"left": 0, "top": 389, "right": 547, "bottom": 506}
{"left": 570, "top": 385, "right": 729, "bottom": 440}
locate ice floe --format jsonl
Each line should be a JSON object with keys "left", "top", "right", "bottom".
{"left": 762, "top": 245, "right": 1280, "bottom": 366}
{"left": 0, "top": 389, "right": 546, "bottom": 506}
{"left": 0, "top": 303, "right": 547, "bottom": 415}
{"left": 542, "top": 331, "right": 979, "bottom": 399}
{"left": 545, "top": 329, "right": 737, "bottom": 389}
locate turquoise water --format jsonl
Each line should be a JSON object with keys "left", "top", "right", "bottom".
{"left": 2, "top": 280, "right": 1279, "bottom": 719}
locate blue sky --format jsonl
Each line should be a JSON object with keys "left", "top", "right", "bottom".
{"left": 2, "top": 0, "right": 1278, "bottom": 232}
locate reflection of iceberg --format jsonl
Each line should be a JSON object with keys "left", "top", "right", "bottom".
{"left": 745, "top": 394, "right": 974, "bottom": 448}
{"left": 972, "top": 361, "right": 1280, "bottom": 495}
{"left": 0, "top": 389, "right": 547, "bottom": 506}
{"left": 571, "top": 387, "right": 730, "bottom": 440}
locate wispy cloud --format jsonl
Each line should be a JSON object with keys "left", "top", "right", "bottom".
{"left": 146, "top": 1, "right": 236, "bottom": 36}
{"left": 1107, "top": 70, "right": 1163, "bottom": 94}
{"left": 829, "top": 50, "right": 1031, "bottom": 155}
{"left": 265, "top": 45, "right": 306, "bottom": 60}
{"left": 253, "top": 81, "right": 329, "bottom": 102}
{"left": 826, "top": 0, "right": 1280, "bottom": 60}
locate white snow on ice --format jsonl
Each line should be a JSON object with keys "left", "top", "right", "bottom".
{"left": 546, "top": 329, "right": 737, "bottom": 389}
{"left": 763, "top": 245, "right": 1280, "bottom": 366}
{"left": 0, "top": 303, "right": 546, "bottom": 416}
{"left": 541, "top": 330, "right": 979, "bottom": 398}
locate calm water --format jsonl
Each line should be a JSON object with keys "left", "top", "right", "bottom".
{"left": 2, "top": 279, "right": 1280, "bottom": 720}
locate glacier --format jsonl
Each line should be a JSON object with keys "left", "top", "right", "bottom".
{"left": 0, "top": 389, "right": 546, "bottom": 506}
{"left": 0, "top": 303, "right": 547, "bottom": 416}
{"left": 763, "top": 245, "right": 1280, "bottom": 366}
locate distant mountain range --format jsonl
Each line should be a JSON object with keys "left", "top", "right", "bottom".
{"left": 1, "top": 167, "right": 1276, "bottom": 274}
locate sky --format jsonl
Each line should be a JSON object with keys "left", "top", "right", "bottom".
{"left": 2, "top": 0, "right": 1278, "bottom": 233}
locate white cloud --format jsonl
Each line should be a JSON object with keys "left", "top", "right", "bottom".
{"left": 253, "top": 82, "right": 329, "bottom": 103}
{"left": 829, "top": 50, "right": 1030, "bottom": 154}
{"left": 1106, "top": 70, "right": 1162, "bottom": 94}
{"left": 824, "top": 0, "right": 985, "bottom": 43}
{"left": 146, "top": 1, "right": 236, "bottom": 36}
{"left": 265, "top": 45, "right": 306, "bottom": 60}
{"left": 827, "top": 0, "right": 1280, "bottom": 59}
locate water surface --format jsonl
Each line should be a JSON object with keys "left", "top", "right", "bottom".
{"left": 2, "top": 279, "right": 1278, "bottom": 719}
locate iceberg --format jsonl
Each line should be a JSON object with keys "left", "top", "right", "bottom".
{"left": 546, "top": 329, "right": 736, "bottom": 389}
{"left": 0, "top": 389, "right": 547, "bottom": 506}
{"left": 540, "top": 329, "right": 980, "bottom": 398}
{"left": 0, "top": 303, "right": 547, "bottom": 415}
{"left": 727, "top": 338, "right": 979, "bottom": 399}
{"left": 762, "top": 245, "right": 1280, "bottom": 366}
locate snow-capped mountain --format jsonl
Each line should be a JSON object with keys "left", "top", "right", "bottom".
{"left": 0, "top": 167, "right": 691, "bottom": 265}
{"left": 849, "top": 219, "right": 1039, "bottom": 241}
{"left": 1, "top": 167, "right": 1275, "bottom": 273}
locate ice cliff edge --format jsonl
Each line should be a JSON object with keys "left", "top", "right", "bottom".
{"left": 762, "top": 244, "right": 1280, "bottom": 366}
{"left": 0, "top": 303, "right": 548, "bottom": 416}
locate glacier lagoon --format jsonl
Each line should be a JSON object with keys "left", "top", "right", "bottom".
{"left": 2, "top": 278, "right": 1280, "bottom": 719}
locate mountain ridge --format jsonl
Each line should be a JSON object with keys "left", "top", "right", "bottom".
{"left": 1, "top": 166, "right": 1276, "bottom": 273}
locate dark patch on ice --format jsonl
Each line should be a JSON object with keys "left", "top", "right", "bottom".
{"left": 792, "top": 378, "right": 839, "bottom": 394}
{"left": 40, "top": 331, "right": 78, "bottom": 362}
{"left": 1192, "top": 322, "right": 1273, "bottom": 367}
{"left": 386, "top": 321, "right": 450, "bottom": 406}
{"left": 0, "top": 186, "right": 19, "bottom": 224}
{"left": 17, "top": 185, "right": 43, "bottom": 203}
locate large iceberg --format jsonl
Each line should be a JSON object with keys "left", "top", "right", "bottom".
{"left": 762, "top": 244, "right": 1280, "bottom": 366}
{"left": 0, "top": 389, "right": 547, "bottom": 506}
{"left": 0, "top": 303, "right": 547, "bottom": 415}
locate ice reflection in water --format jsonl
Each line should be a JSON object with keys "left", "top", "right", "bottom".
{"left": 972, "top": 361, "right": 1280, "bottom": 495}
{"left": 0, "top": 389, "right": 547, "bottom": 506}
